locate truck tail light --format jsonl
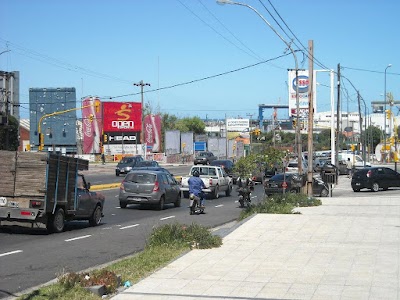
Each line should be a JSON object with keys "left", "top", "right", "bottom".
{"left": 153, "top": 181, "right": 160, "bottom": 192}
{"left": 209, "top": 178, "right": 213, "bottom": 186}
{"left": 30, "top": 200, "right": 43, "bottom": 208}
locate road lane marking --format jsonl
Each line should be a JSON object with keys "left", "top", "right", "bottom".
{"left": 160, "top": 216, "right": 175, "bottom": 221}
{"left": 0, "top": 250, "right": 23, "bottom": 257}
{"left": 120, "top": 224, "right": 140, "bottom": 230}
{"left": 65, "top": 235, "right": 91, "bottom": 242}
{"left": 215, "top": 205, "right": 223, "bottom": 208}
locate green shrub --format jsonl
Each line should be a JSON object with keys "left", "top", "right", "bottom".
{"left": 238, "top": 193, "right": 322, "bottom": 220}
{"left": 148, "top": 222, "right": 222, "bottom": 249}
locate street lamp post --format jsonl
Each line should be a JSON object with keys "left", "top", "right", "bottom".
{"left": 384, "top": 64, "right": 392, "bottom": 163}
{"left": 217, "top": 0, "right": 301, "bottom": 173}
{"left": 133, "top": 80, "right": 150, "bottom": 157}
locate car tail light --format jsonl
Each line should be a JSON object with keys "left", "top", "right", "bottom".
{"left": 285, "top": 167, "right": 289, "bottom": 171}
{"left": 252, "top": 176, "right": 256, "bottom": 181}
{"left": 367, "top": 170, "right": 372, "bottom": 178}
{"left": 120, "top": 183, "right": 125, "bottom": 191}
{"left": 209, "top": 178, "right": 213, "bottom": 186}
{"left": 153, "top": 181, "right": 160, "bottom": 192}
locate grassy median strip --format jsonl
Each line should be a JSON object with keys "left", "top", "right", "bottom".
{"left": 18, "top": 223, "right": 222, "bottom": 300}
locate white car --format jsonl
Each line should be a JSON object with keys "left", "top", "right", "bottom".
{"left": 285, "top": 161, "right": 308, "bottom": 174}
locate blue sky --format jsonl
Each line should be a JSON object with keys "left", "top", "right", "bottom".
{"left": 1, "top": 0, "right": 399, "bottom": 121}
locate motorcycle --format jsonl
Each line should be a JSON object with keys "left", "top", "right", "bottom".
{"left": 189, "top": 193, "right": 205, "bottom": 215}
{"left": 236, "top": 179, "right": 254, "bottom": 208}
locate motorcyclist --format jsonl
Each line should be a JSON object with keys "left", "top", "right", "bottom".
{"left": 237, "top": 177, "right": 254, "bottom": 207}
{"left": 188, "top": 169, "right": 206, "bottom": 208}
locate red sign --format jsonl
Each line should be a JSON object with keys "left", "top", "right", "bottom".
{"left": 282, "top": 182, "right": 288, "bottom": 189}
{"left": 82, "top": 97, "right": 103, "bottom": 154}
{"left": 144, "top": 114, "right": 162, "bottom": 152}
{"left": 102, "top": 102, "right": 142, "bottom": 132}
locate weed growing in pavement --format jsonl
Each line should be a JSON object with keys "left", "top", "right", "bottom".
{"left": 238, "top": 193, "right": 322, "bottom": 220}
{"left": 18, "top": 222, "right": 222, "bottom": 300}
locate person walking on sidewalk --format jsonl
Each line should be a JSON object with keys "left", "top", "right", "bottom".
{"left": 346, "top": 158, "right": 353, "bottom": 178}
{"left": 188, "top": 170, "right": 206, "bottom": 208}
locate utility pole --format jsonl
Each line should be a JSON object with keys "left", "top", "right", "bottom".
{"left": 335, "top": 64, "right": 341, "bottom": 165}
{"left": 246, "top": 113, "right": 253, "bottom": 153}
{"left": 133, "top": 80, "right": 150, "bottom": 156}
{"left": 357, "top": 91, "right": 363, "bottom": 157}
{"left": 306, "top": 40, "right": 314, "bottom": 196}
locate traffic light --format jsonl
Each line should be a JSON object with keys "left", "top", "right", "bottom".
{"left": 103, "top": 134, "right": 108, "bottom": 143}
{"left": 386, "top": 110, "right": 392, "bottom": 119}
{"left": 350, "top": 144, "right": 355, "bottom": 152}
{"left": 292, "top": 119, "right": 297, "bottom": 128}
{"left": 89, "top": 114, "right": 94, "bottom": 122}
{"left": 390, "top": 136, "right": 395, "bottom": 145}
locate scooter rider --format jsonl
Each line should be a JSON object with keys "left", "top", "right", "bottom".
{"left": 188, "top": 169, "right": 206, "bottom": 208}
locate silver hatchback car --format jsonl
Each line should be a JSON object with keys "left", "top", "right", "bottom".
{"left": 119, "top": 170, "right": 181, "bottom": 210}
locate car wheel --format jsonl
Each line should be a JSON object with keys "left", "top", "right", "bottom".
{"left": 89, "top": 205, "right": 102, "bottom": 226}
{"left": 352, "top": 188, "right": 360, "bottom": 192}
{"left": 157, "top": 196, "right": 165, "bottom": 210}
{"left": 47, "top": 208, "right": 65, "bottom": 233}
{"left": 320, "top": 188, "right": 329, "bottom": 197}
{"left": 371, "top": 182, "right": 379, "bottom": 192}
{"left": 206, "top": 161, "right": 210, "bottom": 165}
{"left": 174, "top": 194, "right": 181, "bottom": 207}
{"left": 214, "top": 186, "right": 220, "bottom": 199}
{"left": 225, "top": 184, "right": 232, "bottom": 196}
{"left": 120, "top": 201, "right": 127, "bottom": 208}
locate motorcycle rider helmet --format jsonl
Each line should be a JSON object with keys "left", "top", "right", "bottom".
{"left": 193, "top": 170, "right": 200, "bottom": 177}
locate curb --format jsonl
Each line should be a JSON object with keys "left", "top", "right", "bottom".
{"left": 90, "top": 183, "right": 120, "bottom": 191}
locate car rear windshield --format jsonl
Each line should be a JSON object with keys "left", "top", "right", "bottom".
{"left": 125, "top": 173, "right": 156, "bottom": 183}
{"left": 191, "top": 167, "right": 217, "bottom": 176}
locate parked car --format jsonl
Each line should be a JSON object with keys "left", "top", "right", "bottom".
{"left": 210, "top": 159, "right": 238, "bottom": 183}
{"left": 119, "top": 169, "right": 181, "bottom": 210}
{"left": 264, "top": 173, "right": 329, "bottom": 197}
{"left": 115, "top": 155, "right": 144, "bottom": 176}
{"left": 351, "top": 167, "right": 400, "bottom": 192}
{"left": 285, "top": 160, "right": 307, "bottom": 174}
{"left": 194, "top": 151, "right": 217, "bottom": 165}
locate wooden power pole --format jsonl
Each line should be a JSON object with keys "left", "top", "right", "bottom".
{"left": 306, "top": 40, "right": 314, "bottom": 196}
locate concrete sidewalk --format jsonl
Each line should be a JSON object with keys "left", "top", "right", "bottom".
{"left": 111, "top": 194, "right": 400, "bottom": 300}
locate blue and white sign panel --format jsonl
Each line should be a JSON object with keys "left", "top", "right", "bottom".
{"left": 288, "top": 70, "right": 315, "bottom": 118}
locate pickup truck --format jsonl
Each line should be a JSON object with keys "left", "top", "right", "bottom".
{"left": 0, "top": 151, "right": 105, "bottom": 233}
{"left": 180, "top": 165, "right": 232, "bottom": 199}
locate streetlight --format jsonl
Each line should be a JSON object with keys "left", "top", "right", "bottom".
{"left": 133, "top": 80, "right": 150, "bottom": 157}
{"left": 0, "top": 49, "right": 11, "bottom": 56}
{"left": 217, "top": 0, "right": 302, "bottom": 173}
{"left": 384, "top": 64, "right": 392, "bottom": 163}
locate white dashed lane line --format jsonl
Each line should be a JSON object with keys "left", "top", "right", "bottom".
{"left": 215, "top": 205, "right": 224, "bottom": 208}
{"left": 160, "top": 216, "right": 175, "bottom": 221}
{"left": 120, "top": 224, "right": 140, "bottom": 230}
{"left": 65, "top": 235, "right": 92, "bottom": 242}
{"left": 0, "top": 250, "right": 23, "bottom": 257}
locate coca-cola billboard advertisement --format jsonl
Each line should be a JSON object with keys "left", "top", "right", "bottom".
{"left": 82, "top": 97, "right": 102, "bottom": 154}
{"left": 102, "top": 102, "right": 142, "bottom": 133}
{"left": 144, "top": 114, "right": 162, "bottom": 152}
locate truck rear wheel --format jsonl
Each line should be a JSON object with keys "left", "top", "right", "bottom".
{"left": 47, "top": 208, "right": 65, "bottom": 233}
{"left": 89, "top": 205, "right": 102, "bottom": 226}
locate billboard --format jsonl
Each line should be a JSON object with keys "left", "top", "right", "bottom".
{"left": 102, "top": 102, "right": 142, "bottom": 132}
{"left": 144, "top": 114, "right": 162, "bottom": 152}
{"left": 29, "top": 87, "right": 77, "bottom": 151}
{"left": 288, "top": 70, "right": 314, "bottom": 117}
{"left": 82, "top": 97, "right": 102, "bottom": 154}
{"left": 226, "top": 119, "right": 249, "bottom": 132}
{"left": 103, "top": 131, "right": 139, "bottom": 144}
